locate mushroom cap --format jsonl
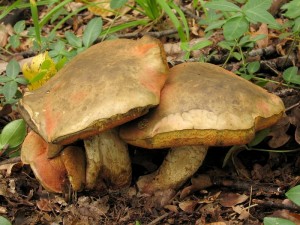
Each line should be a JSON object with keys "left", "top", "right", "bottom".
{"left": 61, "top": 146, "right": 86, "bottom": 191}
{"left": 120, "top": 62, "right": 285, "bottom": 148}
{"left": 21, "top": 131, "right": 67, "bottom": 193}
{"left": 19, "top": 36, "right": 168, "bottom": 145}
{"left": 21, "top": 131, "right": 86, "bottom": 192}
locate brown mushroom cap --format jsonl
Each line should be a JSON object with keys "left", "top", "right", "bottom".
{"left": 120, "top": 62, "right": 285, "bottom": 148}
{"left": 19, "top": 36, "right": 168, "bottom": 145}
{"left": 21, "top": 131, "right": 86, "bottom": 193}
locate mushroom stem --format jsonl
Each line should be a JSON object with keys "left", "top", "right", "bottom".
{"left": 84, "top": 129, "right": 132, "bottom": 190}
{"left": 137, "top": 145, "right": 208, "bottom": 194}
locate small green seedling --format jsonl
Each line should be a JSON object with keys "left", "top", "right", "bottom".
{"left": 8, "top": 20, "right": 26, "bottom": 49}
{"left": 0, "top": 60, "right": 27, "bottom": 105}
{"left": 283, "top": 67, "right": 300, "bottom": 85}
{"left": 0, "top": 119, "right": 26, "bottom": 157}
{"left": 0, "top": 216, "right": 12, "bottom": 225}
{"left": 264, "top": 217, "right": 296, "bottom": 225}
{"left": 49, "top": 17, "right": 103, "bottom": 62}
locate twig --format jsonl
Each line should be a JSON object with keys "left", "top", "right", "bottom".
{"left": 0, "top": 156, "right": 21, "bottom": 166}
{"left": 212, "top": 177, "right": 286, "bottom": 196}
{"left": 285, "top": 102, "right": 300, "bottom": 112}
{"left": 180, "top": 6, "right": 201, "bottom": 21}
{"left": 252, "top": 198, "right": 300, "bottom": 212}
{"left": 147, "top": 213, "right": 170, "bottom": 225}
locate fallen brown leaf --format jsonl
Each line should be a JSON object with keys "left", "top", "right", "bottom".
{"left": 290, "top": 106, "right": 300, "bottom": 144}
{"left": 251, "top": 23, "right": 269, "bottom": 49}
{"left": 179, "top": 200, "right": 198, "bottom": 213}
{"left": 0, "top": 162, "right": 22, "bottom": 177}
{"left": 180, "top": 174, "right": 213, "bottom": 199}
{"left": 268, "top": 116, "right": 291, "bottom": 148}
{"left": 218, "top": 192, "right": 248, "bottom": 208}
{"left": 232, "top": 205, "right": 250, "bottom": 220}
{"left": 36, "top": 198, "right": 53, "bottom": 212}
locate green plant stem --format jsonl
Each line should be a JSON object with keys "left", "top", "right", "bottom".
{"left": 198, "top": 0, "right": 208, "bottom": 16}
{"left": 237, "top": 43, "right": 245, "bottom": 65}
{"left": 252, "top": 76, "right": 300, "bottom": 90}
{"left": 222, "top": 41, "right": 238, "bottom": 67}
{"left": 246, "top": 146, "right": 300, "bottom": 153}
{"left": 30, "top": 0, "right": 41, "bottom": 47}
{"left": 49, "top": 5, "right": 89, "bottom": 37}
{"left": 39, "top": 0, "right": 73, "bottom": 27}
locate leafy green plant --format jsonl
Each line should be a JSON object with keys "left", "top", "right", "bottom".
{"left": 263, "top": 185, "right": 300, "bottom": 225}
{"left": 0, "top": 60, "right": 27, "bottom": 105}
{"left": 0, "top": 119, "right": 26, "bottom": 157}
{"left": 8, "top": 20, "right": 26, "bottom": 49}
{"left": 204, "top": 0, "right": 280, "bottom": 65}
{"left": 285, "top": 185, "right": 300, "bottom": 206}
{"left": 0, "top": 216, "right": 12, "bottom": 225}
{"left": 281, "top": 0, "right": 300, "bottom": 36}
{"left": 49, "top": 17, "right": 103, "bottom": 62}
{"left": 181, "top": 40, "right": 213, "bottom": 60}
{"left": 0, "top": 60, "right": 27, "bottom": 157}
{"left": 135, "top": 221, "right": 142, "bottom": 225}
{"left": 264, "top": 217, "right": 296, "bottom": 225}
{"left": 111, "top": 0, "right": 190, "bottom": 44}
{"left": 282, "top": 66, "right": 300, "bottom": 85}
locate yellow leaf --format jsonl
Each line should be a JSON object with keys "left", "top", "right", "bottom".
{"left": 76, "top": 0, "right": 133, "bottom": 17}
{"left": 22, "top": 52, "right": 57, "bottom": 91}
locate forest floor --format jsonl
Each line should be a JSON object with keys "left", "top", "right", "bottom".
{"left": 0, "top": 0, "right": 300, "bottom": 224}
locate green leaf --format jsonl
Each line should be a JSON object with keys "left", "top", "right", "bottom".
{"left": 243, "top": 0, "right": 272, "bottom": 11}
{"left": 110, "top": 0, "right": 128, "bottom": 9}
{"left": 244, "top": 8, "right": 279, "bottom": 28}
{"left": 286, "top": 185, "right": 300, "bottom": 206}
{"left": 65, "top": 31, "right": 82, "bottom": 48}
{"left": 55, "top": 57, "right": 68, "bottom": 71}
{"left": 293, "top": 17, "right": 300, "bottom": 33}
{"left": 263, "top": 217, "right": 296, "bottom": 225}
{"left": 283, "top": 66, "right": 300, "bottom": 85}
{"left": 6, "top": 59, "right": 20, "bottom": 79}
{"left": 29, "top": 71, "right": 47, "bottom": 83}
{"left": 83, "top": 17, "right": 102, "bottom": 48}
{"left": 8, "top": 35, "right": 20, "bottom": 48}
{"left": 0, "top": 76, "right": 13, "bottom": 82}
{"left": 0, "top": 119, "right": 26, "bottom": 150}
{"left": 218, "top": 40, "right": 234, "bottom": 50}
{"left": 13, "top": 20, "right": 26, "bottom": 34}
{"left": 2, "top": 81, "right": 18, "bottom": 101}
{"left": 205, "top": 0, "right": 241, "bottom": 12}
{"left": 222, "top": 145, "right": 241, "bottom": 168}
{"left": 282, "top": 0, "right": 300, "bottom": 19}
{"left": 240, "top": 73, "right": 255, "bottom": 80}
{"left": 223, "top": 16, "right": 249, "bottom": 40}
{"left": 205, "top": 20, "right": 226, "bottom": 32}
{"left": 14, "top": 77, "right": 28, "bottom": 85}
{"left": 232, "top": 52, "right": 242, "bottom": 60}
{"left": 0, "top": 216, "right": 12, "bottom": 225}
{"left": 247, "top": 61, "right": 260, "bottom": 74}
{"left": 156, "top": 0, "right": 187, "bottom": 43}
{"left": 190, "top": 40, "right": 212, "bottom": 51}
{"left": 248, "top": 128, "right": 270, "bottom": 147}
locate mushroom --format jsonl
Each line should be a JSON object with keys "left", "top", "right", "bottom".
{"left": 120, "top": 62, "right": 285, "bottom": 194}
{"left": 21, "top": 131, "right": 86, "bottom": 193}
{"left": 19, "top": 36, "right": 169, "bottom": 191}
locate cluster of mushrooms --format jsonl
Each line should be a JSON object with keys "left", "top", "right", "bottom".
{"left": 19, "top": 36, "right": 285, "bottom": 195}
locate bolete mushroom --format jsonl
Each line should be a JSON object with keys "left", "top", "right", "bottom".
{"left": 120, "top": 62, "right": 285, "bottom": 194}
{"left": 19, "top": 36, "right": 169, "bottom": 191}
{"left": 21, "top": 131, "right": 86, "bottom": 193}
